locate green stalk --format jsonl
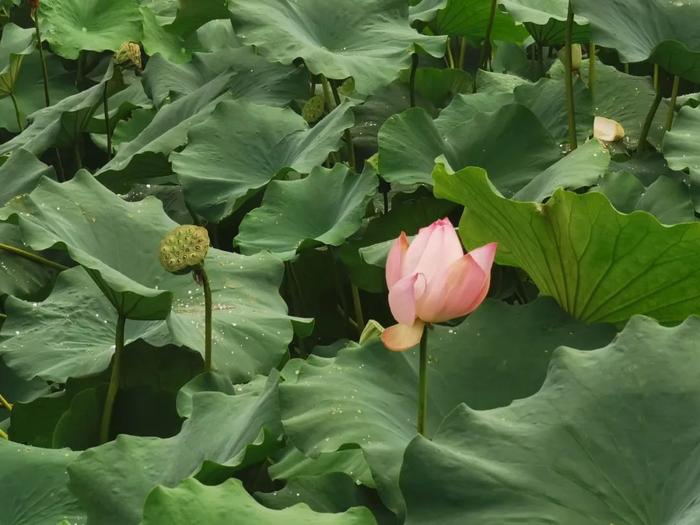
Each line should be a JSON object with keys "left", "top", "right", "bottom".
{"left": 665, "top": 75, "right": 680, "bottom": 132}
{"left": 350, "top": 284, "right": 365, "bottom": 335}
{"left": 564, "top": 1, "right": 578, "bottom": 151}
{"left": 199, "top": 267, "right": 213, "bottom": 372}
{"left": 328, "top": 248, "right": 352, "bottom": 336}
{"left": 330, "top": 81, "right": 356, "bottom": 169}
{"left": 9, "top": 92, "right": 23, "bottom": 131}
{"left": 33, "top": 13, "right": 51, "bottom": 107}
{"left": 537, "top": 42, "right": 545, "bottom": 77}
{"left": 0, "top": 393, "right": 12, "bottom": 412}
{"left": 103, "top": 83, "right": 112, "bottom": 160}
{"left": 417, "top": 327, "right": 429, "bottom": 435}
{"left": 653, "top": 63, "right": 659, "bottom": 92}
{"left": 74, "top": 138, "right": 82, "bottom": 170}
{"left": 624, "top": 63, "right": 630, "bottom": 74}
{"left": 409, "top": 52, "right": 418, "bottom": 108}
{"left": 588, "top": 42, "right": 597, "bottom": 99}
{"left": 0, "top": 243, "right": 68, "bottom": 271}
{"left": 320, "top": 75, "right": 334, "bottom": 111}
{"left": 0, "top": 429, "right": 7, "bottom": 440}
{"left": 458, "top": 37, "right": 467, "bottom": 70}
{"left": 479, "top": 0, "right": 498, "bottom": 70}
{"left": 446, "top": 38, "right": 455, "bottom": 69}
{"left": 99, "top": 312, "right": 126, "bottom": 444}
{"left": 638, "top": 86, "right": 663, "bottom": 153}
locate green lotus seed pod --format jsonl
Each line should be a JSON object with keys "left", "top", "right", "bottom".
{"left": 159, "top": 225, "right": 210, "bottom": 274}
{"left": 302, "top": 95, "right": 325, "bottom": 123}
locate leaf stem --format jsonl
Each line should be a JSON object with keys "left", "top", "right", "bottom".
{"left": 328, "top": 248, "right": 352, "bottom": 336}
{"left": 479, "top": 0, "right": 498, "bottom": 70}
{"left": 0, "top": 243, "right": 68, "bottom": 271}
{"left": 99, "top": 312, "right": 126, "bottom": 444}
{"left": 409, "top": 52, "right": 418, "bottom": 108}
{"left": 446, "top": 38, "right": 455, "bottom": 69}
{"left": 9, "top": 93, "right": 23, "bottom": 131}
{"left": 564, "top": 1, "right": 578, "bottom": 151}
{"left": 638, "top": 83, "right": 663, "bottom": 153}
{"left": 588, "top": 42, "right": 596, "bottom": 99}
{"left": 0, "top": 393, "right": 13, "bottom": 412}
{"left": 33, "top": 13, "right": 51, "bottom": 107}
{"left": 417, "top": 327, "right": 429, "bottom": 436}
{"left": 329, "top": 81, "right": 356, "bottom": 169}
{"left": 0, "top": 429, "right": 7, "bottom": 440}
{"left": 665, "top": 75, "right": 680, "bottom": 132}
{"left": 198, "top": 267, "right": 213, "bottom": 372}
{"left": 350, "top": 284, "right": 364, "bottom": 334}
{"left": 320, "top": 75, "right": 334, "bottom": 112}
{"left": 458, "top": 37, "right": 467, "bottom": 70}
{"left": 103, "top": 83, "right": 112, "bottom": 160}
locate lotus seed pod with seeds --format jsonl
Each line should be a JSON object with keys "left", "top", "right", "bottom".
{"left": 159, "top": 225, "right": 210, "bottom": 274}
{"left": 302, "top": 95, "right": 325, "bottom": 123}
{"left": 115, "top": 42, "right": 143, "bottom": 70}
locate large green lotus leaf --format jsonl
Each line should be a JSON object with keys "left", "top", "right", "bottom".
{"left": 433, "top": 91, "right": 515, "bottom": 132}
{"left": 0, "top": 171, "right": 175, "bottom": 319}
{"left": 378, "top": 103, "right": 560, "bottom": 194}
{"left": 0, "top": 224, "right": 61, "bottom": 300}
{"left": 229, "top": 0, "right": 446, "bottom": 97}
{"left": 514, "top": 139, "right": 610, "bottom": 202}
{"left": 163, "top": 0, "right": 229, "bottom": 37}
{"left": 435, "top": 164, "right": 700, "bottom": 324}
{"left": 0, "top": 79, "right": 106, "bottom": 156}
{"left": 409, "top": 0, "right": 447, "bottom": 23}
{"left": 280, "top": 298, "right": 614, "bottom": 515}
{"left": 432, "top": 0, "right": 528, "bottom": 42}
{"left": 0, "top": 442, "right": 86, "bottom": 525}
{"left": 499, "top": 0, "right": 569, "bottom": 24}
{"left": 236, "top": 166, "right": 377, "bottom": 260}
{"left": 0, "top": 52, "right": 77, "bottom": 133}
{"left": 596, "top": 171, "right": 695, "bottom": 225}
{"left": 38, "top": 0, "right": 142, "bottom": 60}
{"left": 664, "top": 104, "right": 700, "bottom": 188}
{"left": 68, "top": 374, "right": 282, "bottom": 525}
{"left": 0, "top": 24, "right": 35, "bottom": 98}
{"left": 0, "top": 148, "right": 55, "bottom": 206}
{"left": 172, "top": 99, "right": 355, "bottom": 222}
{"left": 141, "top": 477, "right": 376, "bottom": 525}
{"left": 269, "top": 447, "right": 374, "bottom": 488}
{"left": 96, "top": 73, "right": 232, "bottom": 189}
{"left": 400, "top": 315, "right": 700, "bottom": 524}
{"left": 574, "top": 0, "right": 700, "bottom": 82}
{"left": 143, "top": 46, "right": 308, "bottom": 108}
{"left": 1, "top": 250, "right": 294, "bottom": 382}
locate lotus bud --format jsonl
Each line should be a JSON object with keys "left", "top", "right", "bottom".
{"left": 159, "top": 225, "right": 210, "bottom": 275}
{"left": 302, "top": 95, "right": 325, "bottom": 123}
{"left": 558, "top": 44, "right": 582, "bottom": 72}
{"left": 115, "top": 41, "right": 143, "bottom": 70}
{"left": 593, "top": 116, "right": 625, "bottom": 143}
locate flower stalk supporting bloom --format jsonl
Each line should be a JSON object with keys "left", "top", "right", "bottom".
{"left": 380, "top": 218, "right": 496, "bottom": 435}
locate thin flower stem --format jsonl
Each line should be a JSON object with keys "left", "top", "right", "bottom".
{"left": 9, "top": 93, "right": 23, "bottom": 131}
{"left": 446, "top": 38, "right": 455, "bottom": 69}
{"left": 588, "top": 42, "right": 597, "bottom": 99}
{"left": 0, "top": 243, "right": 68, "bottom": 271}
{"left": 409, "top": 52, "right": 418, "bottom": 108}
{"left": 564, "top": 1, "right": 578, "bottom": 151}
{"left": 0, "top": 429, "right": 7, "bottom": 440}
{"left": 99, "top": 312, "right": 126, "bottom": 444}
{"left": 0, "top": 393, "right": 12, "bottom": 412}
{"left": 624, "top": 63, "right": 630, "bottom": 74}
{"left": 350, "top": 284, "right": 365, "bottom": 334}
{"left": 33, "top": 14, "right": 51, "bottom": 107}
{"left": 639, "top": 84, "right": 663, "bottom": 153}
{"left": 103, "top": 83, "right": 112, "bottom": 160}
{"left": 199, "top": 267, "right": 213, "bottom": 372}
{"left": 665, "top": 75, "right": 680, "bottom": 132}
{"left": 653, "top": 63, "right": 659, "bottom": 92}
{"left": 479, "top": 0, "right": 498, "bottom": 70}
{"left": 417, "top": 327, "right": 429, "bottom": 436}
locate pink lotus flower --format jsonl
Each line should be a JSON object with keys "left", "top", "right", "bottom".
{"left": 381, "top": 218, "right": 497, "bottom": 351}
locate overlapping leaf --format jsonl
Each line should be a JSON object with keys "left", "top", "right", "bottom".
{"left": 172, "top": 99, "right": 355, "bottom": 222}
{"left": 435, "top": 164, "right": 700, "bottom": 324}
{"left": 229, "top": 0, "right": 446, "bottom": 96}
{"left": 401, "top": 316, "right": 700, "bottom": 524}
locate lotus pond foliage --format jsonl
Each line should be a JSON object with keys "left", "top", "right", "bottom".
{"left": 0, "top": 0, "right": 700, "bottom": 523}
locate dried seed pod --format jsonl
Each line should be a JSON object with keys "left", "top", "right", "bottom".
{"left": 159, "top": 225, "right": 210, "bottom": 274}
{"left": 302, "top": 95, "right": 325, "bottom": 123}
{"left": 114, "top": 41, "right": 143, "bottom": 70}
